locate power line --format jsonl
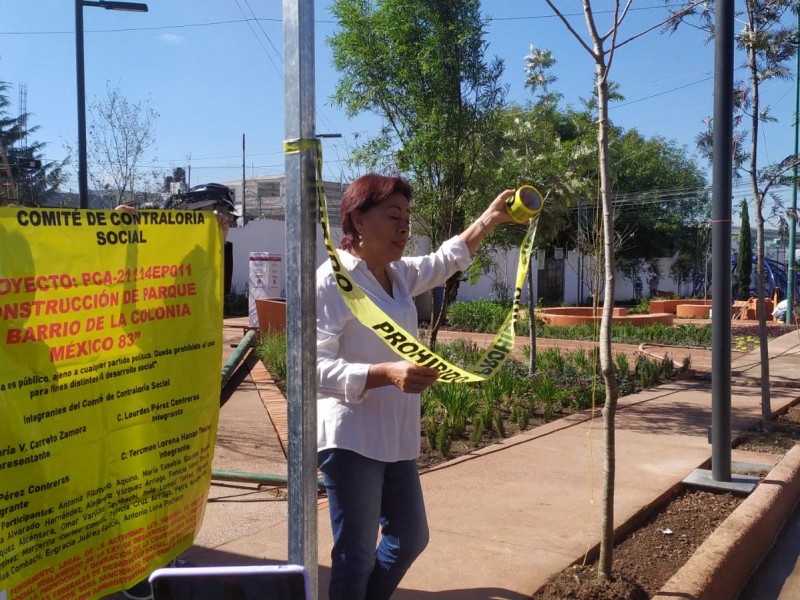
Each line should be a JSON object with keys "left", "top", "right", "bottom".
{"left": 610, "top": 76, "right": 714, "bottom": 110}
{"left": 242, "top": 0, "right": 283, "bottom": 65}
{"left": 485, "top": 3, "right": 688, "bottom": 22}
{"left": 0, "top": 3, "right": 689, "bottom": 35}
{"left": 0, "top": 18, "right": 279, "bottom": 36}
{"left": 232, "top": 0, "right": 283, "bottom": 79}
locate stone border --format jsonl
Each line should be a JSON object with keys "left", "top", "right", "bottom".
{"left": 653, "top": 445, "right": 800, "bottom": 599}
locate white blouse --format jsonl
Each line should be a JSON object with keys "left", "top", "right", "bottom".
{"left": 316, "top": 236, "right": 472, "bottom": 462}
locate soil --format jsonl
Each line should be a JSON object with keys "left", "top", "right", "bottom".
{"left": 734, "top": 402, "right": 800, "bottom": 454}
{"left": 530, "top": 402, "right": 800, "bottom": 600}
{"left": 532, "top": 490, "right": 744, "bottom": 599}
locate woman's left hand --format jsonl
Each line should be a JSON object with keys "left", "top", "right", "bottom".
{"left": 484, "top": 189, "right": 516, "bottom": 225}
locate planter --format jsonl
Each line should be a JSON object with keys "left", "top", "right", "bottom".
{"left": 255, "top": 298, "right": 286, "bottom": 333}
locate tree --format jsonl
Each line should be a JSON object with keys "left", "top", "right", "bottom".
{"left": 668, "top": 0, "right": 800, "bottom": 432}
{"left": 496, "top": 49, "right": 597, "bottom": 370}
{"left": 85, "top": 83, "right": 158, "bottom": 208}
{"left": 561, "top": 128, "right": 710, "bottom": 296}
{"left": 737, "top": 199, "right": 753, "bottom": 300}
{"left": 543, "top": 0, "right": 701, "bottom": 583}
{"left": 328, "top": 0, "right": 506, "bottom": 345}
{"left": 514, "top": 68, "right": 709, "bottom": 304}
{"left": 0, "top": 81, "right": 68, "bottom": 205}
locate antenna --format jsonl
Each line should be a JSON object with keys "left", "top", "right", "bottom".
{"left": 18, "top": 83, "right": 28, "bottom": 150}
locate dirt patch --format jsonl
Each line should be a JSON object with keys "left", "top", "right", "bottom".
{"left": 735, "top": 403, "right": 800, "bottom": 453}
{"left": 532, "top": 489, "right": 744, "bottom": 599}
{"left": 531, "top": 405, "right": 800, "bottom": 600}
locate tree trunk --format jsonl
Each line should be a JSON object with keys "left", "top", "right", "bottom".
{"left": 594, "top": 58, "right": 619, "bottom": 587}
{"left": 428, "top": 273, "right": 459, "bottom": 349}
{"left": 748, "top": 42, "right": 772, "bottom": 432}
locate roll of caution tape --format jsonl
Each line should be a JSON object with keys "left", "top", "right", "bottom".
{"left": 506, "top": 185, "right": 544, "bottom": 224}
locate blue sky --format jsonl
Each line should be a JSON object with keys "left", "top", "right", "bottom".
{"left": 1, "top": 1, "right": 798, "bottom": 215}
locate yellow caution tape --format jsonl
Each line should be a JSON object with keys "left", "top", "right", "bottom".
{"left": 286, "top": 138, "right": 542, "bottom": 382}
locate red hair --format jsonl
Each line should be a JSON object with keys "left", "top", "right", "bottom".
{"left": 339, "top": 174, "right": 412, "bottom": 251}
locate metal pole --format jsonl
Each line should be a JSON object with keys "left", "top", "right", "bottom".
{"left": 75, "top": 0, "right": 89, "bottom": 209}
{"left": 242, "top": 133, "right": 247, "bottom": 226}
{"left": 283, "top": 1, "right": 318, "bottom": 596}
{"left": 786, "top": 10, "right": 799, "bottom": 324}
{"left": 711, "top": 0, "right": 734, "bottom": 482}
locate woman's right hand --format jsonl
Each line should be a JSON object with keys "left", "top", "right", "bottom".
{"left": 383, "top": 361, "right": 440, "bottom": 394}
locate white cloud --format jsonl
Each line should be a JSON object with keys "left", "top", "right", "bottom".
{"left": 159, "top": 34, "right": 184, "bottom": 45}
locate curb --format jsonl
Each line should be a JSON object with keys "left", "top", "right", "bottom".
{"left": 653, "top": 445, "right": 800, "bottom": 599}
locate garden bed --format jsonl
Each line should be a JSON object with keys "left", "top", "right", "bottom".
{"left": 531, "top": 403, "right": 800, "bottom": 599}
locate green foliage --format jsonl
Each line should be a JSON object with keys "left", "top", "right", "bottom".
{"left": 0, "top": 80, "right": 68, "bottom": 205}
{"left": 328, "top": 0, "right": 509, "bottom": 343}
{"left": 259, "top": 322, "right": 676, "bottom": 464}
{"left": 609, "top": 130, "right": 709, "bottom": 262}
{"left": 223, "top": 288, "right": 249, "bottom": 317}
{"left": 627, "top": 298, "right": 650, "bottom": 315}
{"left": 614, "top": 352, "right": 634, "bottom": 396}
{"left": 252, "top": 336, "right": 684, "bottom": 465}
{"left": 445, "top": 299, "right": 531, "bottom": 335}
{"left": 447, "top": 299, "right": 713, "bottom": 347}
{"left": 426, "top": 384, "right": 478, "bottom": 438}
{"left": 634, "top": 355, "right": 662, "bottom": 389}
{"left": 531, "top": 375, "right": 559, "bottom": 420}
{"left": 736, "top": 199, "right": 753, "bottom": 300}
{"left": 447, "top": 300, "right": 508, "bottom": 333}
{"left": 435, "top": 423, "right": 452, "bottom": 456}
{"left": 257, "top": 332, "right": 287, "bottom": 385}
{"left": 328, "top": 0, "right": 505, "bottom": 242}
{"left": 423, "top": 415, "right": 438, "bottom": 452}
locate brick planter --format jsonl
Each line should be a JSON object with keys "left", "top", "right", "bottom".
{"left": 539, "top": 307, "right": 673, "bottom": 327}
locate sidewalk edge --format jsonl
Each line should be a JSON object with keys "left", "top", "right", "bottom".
{"left": 653, "top": 445, "right": 800, "bottom": 600}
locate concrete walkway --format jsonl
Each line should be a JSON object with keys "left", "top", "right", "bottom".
{"left": 108, "top": 324, "right": 800, "bottom": 599}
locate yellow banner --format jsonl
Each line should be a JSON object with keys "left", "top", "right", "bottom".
{"left": 0, "top": 207, "right": 222, "bottom": 599}
{"left": 287, "top": 138, "right": 541, "bottom": 382}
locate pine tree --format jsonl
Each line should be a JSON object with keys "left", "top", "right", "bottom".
{"left": 0, "top": 80, "right": 68, "bottom": 206}
{"left": 737, "top": 200, "right": 753, "bottom": 300}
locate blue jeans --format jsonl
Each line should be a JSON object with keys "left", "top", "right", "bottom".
{"left": 318, "top": 449, "right": 429, "bottom": 600}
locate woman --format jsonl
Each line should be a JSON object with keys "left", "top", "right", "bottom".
{"left": 316, "top": 173, "right": 515, "bottom": 600}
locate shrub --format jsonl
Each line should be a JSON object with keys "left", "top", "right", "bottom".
{"left": 446, "top": 300, "right": 505, "bottom": 332}
{"left": 224, "top": 287, "right": 249, "bottom": 317}
{"left": 446, "top": 299, "right": 531, "bottom": 335}
{"left": 257, "top": 331, "right": 287, "bottom": 384}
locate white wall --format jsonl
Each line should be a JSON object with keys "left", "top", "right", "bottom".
{"left": 227, "top": 218, "right": 684, "bottom": 306}
{"left": 227, "top": 219, "right": 334, "bottom": 297}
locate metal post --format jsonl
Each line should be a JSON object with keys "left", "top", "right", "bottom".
{"left": 75, "top": 1, "right": 147, "bottom": 210}
{"left": 76, "top": 0, "right": 89, "bottom": 209}
{"left": 711, "top": 0, "right": 734, "bottom": 482}
{"left": 283, "top": 1, "right": 318, "bottom": 597}
{"left": 242, "top": 133, "right": 247, "bottom": 226}
{"left": 787, "top": 10, "right": 799, "bottom": 324}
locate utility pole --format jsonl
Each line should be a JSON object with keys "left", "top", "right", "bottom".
{"left": 242, "top": 133, "right": 247, "bottom": 226}
{"left": 283, "top": 1, "right": 318, "bottom": 597}
{"left": 710, "top": 0, "right": 734, "bottom": 482}
{"left": 786, "top": 9, "right": 799, "bottom": 324}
